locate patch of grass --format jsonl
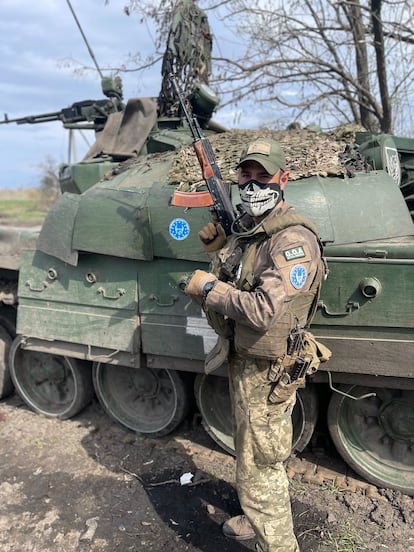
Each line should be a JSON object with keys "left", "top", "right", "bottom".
{"left": 289, "top": 477, "right": 309, "bottom": 496}
{"left": 321, "top": 520, "right": 367, "bottom": 551}
{"left": 0, "top": 198, "right": 46, "bottom": 221}
{"left": 0, "top": 188, "right": 51, "bottom": 224}
{"left": 321, "top": 480, "right": 346, "bottom": 494}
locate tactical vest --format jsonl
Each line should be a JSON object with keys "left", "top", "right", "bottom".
{"left": 205, "top": 212, "right": 325, "bottom": 361}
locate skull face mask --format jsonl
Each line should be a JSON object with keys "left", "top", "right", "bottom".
{"left": 239, "top": 179, "right": 284, "bottom": 217}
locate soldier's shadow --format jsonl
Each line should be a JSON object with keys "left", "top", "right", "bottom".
{"left": 142, "top": 468, "right": 256, "bottom": 552}
{"left": 79, "top": 400, "right": 256, "bottom": 552}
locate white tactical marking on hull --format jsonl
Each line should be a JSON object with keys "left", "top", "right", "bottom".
{"left": 186, "top": 315, "right": 218, "bottom": 354}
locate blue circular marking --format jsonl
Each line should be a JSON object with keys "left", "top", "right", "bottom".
{"left": 290, "top": 264, "right": 307, "bottom": 289}
{"left": 169, "top": 218, "right": 190, "bottom": 241}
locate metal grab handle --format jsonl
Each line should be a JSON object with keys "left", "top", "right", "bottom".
{"left": 178, "top": 275, "right": 191, "bottom": 292}
{"left": 149, "top": 293, "right": 179, "bottom": 307}
{"left": 25, "top": 280, "right": 48, "bottom": 292}
{"left": 86, "top": 345, "right": 120, "bottom": 362}
{"left": 327, "top": 371, "right": 376, "bottom": 401}
{"left": 318, "top": 300, "right": 360, "bottom": 316}
{"left": 96, "top": 287, "right": 126, "bottom": 300}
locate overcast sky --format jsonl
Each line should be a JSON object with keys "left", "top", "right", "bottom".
{"left": 0, "top": 0, "right": 247, "bottom": 190}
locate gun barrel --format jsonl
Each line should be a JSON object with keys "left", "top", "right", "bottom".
{"left": 169, "top": 74, "right": 198, "bottom": 136}
{"left": 0, "top": 111, "right": 63, "bottom": 125}
{"left": 0, "top": 98, "right": 123, "bottom": 128}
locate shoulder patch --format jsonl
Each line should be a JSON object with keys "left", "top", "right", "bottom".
{"left": 290, "top": 264, "right": 308, "bottom": 289}
{"left": 283, "top": 246, "right": 305, "bottom": 261}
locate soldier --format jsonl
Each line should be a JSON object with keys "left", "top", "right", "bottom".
{"left": 185, "top": 137, "right": 326, "bottom": 551}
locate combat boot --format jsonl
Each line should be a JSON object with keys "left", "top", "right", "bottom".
{"left": 222, "top": 514, "right": 255, "bottom": 541}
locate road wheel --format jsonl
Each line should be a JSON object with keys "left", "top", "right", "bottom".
{"left": 328, "top": 385, "right": 414, "bottom": 495}
{"left": 9, "top": 336, "right": 94, "bottom": 418}
{"left": 194, "top": 374, "right": 234, "bottom": 454}
{"left": 194, "top": 374, "right": 319, "bottom": 455}
{"left": 292, "top": 384, "right": 319, "bottom": 452}
{"left": 93, "top": 362, "right": 191, "bottom": 437}
{"left": 0, "top": 326, "right": 13, "bottom": 399}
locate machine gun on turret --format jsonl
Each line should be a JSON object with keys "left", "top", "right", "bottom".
{"left": 0, "top": 76, "right": 124, "bottom": 132}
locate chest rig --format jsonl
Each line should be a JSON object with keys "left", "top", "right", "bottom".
{"left": 205, "top": 212, "right": 326, "bottom": 360}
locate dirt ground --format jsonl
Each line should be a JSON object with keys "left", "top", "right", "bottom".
{"left": 0, "top": 392, "right": 413, "bottom": 552}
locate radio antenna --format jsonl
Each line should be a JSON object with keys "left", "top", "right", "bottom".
{"left": 65, "top": 0, "right": 104, "bottom": 79}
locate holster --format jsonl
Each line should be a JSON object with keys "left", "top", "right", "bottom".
{"left": 267, "top": 332, "right": 332, "bottom": 404}
{"left": 267, "top": 355, "right": 306, "bottom": 404}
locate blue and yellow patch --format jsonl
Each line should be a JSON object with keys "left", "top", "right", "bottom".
{"left": 169, "top": 218, "right": 190, "bottom": 240}
{"left": 290, "top": 264, "right": 308, "bottom": 289}
{"left": 275, "top": 241, "right": 312, "bottom": 295}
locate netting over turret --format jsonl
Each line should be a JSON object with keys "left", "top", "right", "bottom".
{"left": 169, "top": 124, "right": 368, "bottom": 190}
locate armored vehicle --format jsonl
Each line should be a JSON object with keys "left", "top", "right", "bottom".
{"left": 0, "top": 1, "right": 413, "bottom": 497}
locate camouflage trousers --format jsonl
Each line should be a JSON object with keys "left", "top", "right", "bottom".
{"left": 228, "top": 354, "right": 300, "bottom": 552}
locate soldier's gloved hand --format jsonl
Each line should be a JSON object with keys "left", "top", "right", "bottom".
{"left": 198, "top": 222, "right": 227, "bottom": 253}
{"left": 185, "top": 270, "right": 217, "bottom": 298}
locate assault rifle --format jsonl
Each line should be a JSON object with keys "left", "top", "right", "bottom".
{"left": 1, "top": 76, "right": 124, "bottom": 132}
{"left": 169, "top": 75, "right": 237, "bottom": 236}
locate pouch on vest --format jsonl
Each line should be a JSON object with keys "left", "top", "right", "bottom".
{"left": 205, "top": 335, "right": 230, "bottom": 374}
{"left": 204, "top": 309, "right": 233, "bottom": 338}
{"left": 301, "top": 331, "right": 332, "bottom": 375}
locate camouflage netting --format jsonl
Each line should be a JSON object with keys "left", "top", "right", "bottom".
{"left": 168, "top": 124, "right": 368, "bottom": 190}
{"left": 158, "top": 0, "right": 213, "bottom": 118}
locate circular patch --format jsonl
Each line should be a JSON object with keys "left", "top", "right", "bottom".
{"left": 169, "top": 218, "right": 190, "bottom": 241}
{"left": 290, "top": 264, "right": 307, "bottom": 289}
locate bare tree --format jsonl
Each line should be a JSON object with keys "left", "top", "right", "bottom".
{"left": 123, "top": 0, "right": 414, "bottom": 134}
{"left": 37, "top": 156, "right": 61, "bottom": 206}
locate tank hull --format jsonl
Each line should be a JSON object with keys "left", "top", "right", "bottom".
{"left": 1, "top": 127, "right": 413, "bottom": 495}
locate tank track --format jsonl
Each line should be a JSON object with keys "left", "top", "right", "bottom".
{"left": 286, "top": 456, "right": 384, "bottom": 499}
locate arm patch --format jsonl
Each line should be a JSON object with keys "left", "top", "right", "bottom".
{"left": 283, "top": 245, "right": 305, "bottom": 261}
{"left": 275, "top": 243, "right": 313, "bottom": 295}
{"left": 290, "top": 264, "right": 308, "bottom": 289}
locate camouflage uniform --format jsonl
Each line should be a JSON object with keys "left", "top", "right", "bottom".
{"left": 229, "top": 355, "right": 298, "bottom": 552}
{"left": 204, "top": 203, "right": 322, "bottom": 552}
